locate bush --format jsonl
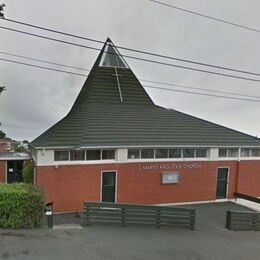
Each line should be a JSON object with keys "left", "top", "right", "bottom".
{"left": 22, "top": 161, "right": 34, "bottom": 184}
{"left": 0, "top": 183, "right": 45, "bottom": 228}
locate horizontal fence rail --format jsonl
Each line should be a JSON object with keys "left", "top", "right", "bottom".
{"left": 226, "top": 210, "right": 260, "bottom": 231}
{"left": 84, "top": 202, "right": 196, "bottom": 230}
{"left": 234, "top": 192, "right": 260, "bottom": 204}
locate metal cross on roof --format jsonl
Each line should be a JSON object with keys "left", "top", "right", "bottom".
{"left": 112, "top": 68, "right": 123, "bottom": 102}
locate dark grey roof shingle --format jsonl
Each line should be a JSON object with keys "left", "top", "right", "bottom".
{"left": 31, "top": 39, "right": 260, "bottom": 148}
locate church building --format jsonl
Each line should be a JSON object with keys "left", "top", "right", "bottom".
{"left": 31, "top": 38, "right": 260, "bottom": 212}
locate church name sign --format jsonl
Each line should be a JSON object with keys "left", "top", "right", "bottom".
{"left": 138, "top": 163, "right": 202, "bottom": 171}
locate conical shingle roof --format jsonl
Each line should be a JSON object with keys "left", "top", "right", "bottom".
{"left": 31, "top": 38, "right": 260, "bottom": 148}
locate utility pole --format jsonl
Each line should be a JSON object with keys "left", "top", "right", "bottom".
{"left": 0, "top": 3, "right": 5, "bottom": 18}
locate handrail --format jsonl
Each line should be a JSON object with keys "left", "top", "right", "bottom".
{"left": 234, "top": 192, "right": 260, "bottom": 204}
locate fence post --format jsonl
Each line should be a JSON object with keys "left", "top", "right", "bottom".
{"left": 85, "top": 205, "right": 90, "bottom": 226}
{"left": 190, "top": 210, "right": 196, "bottom": 230}
{"left": 252, "top": 213, "right": 257, "bottom": 231}
{"left": 156, "top": 209, "right": 161, "bottom": 228}
{"left": 121, "top": 207, "right": 126, "bottom": 227}
{"left": 226, "top": 210, "right": 231, "bottom": 230}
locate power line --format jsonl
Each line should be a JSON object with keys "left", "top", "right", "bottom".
{"left": 3, "top": 18, "right": 260, "bottom": 77}
{"left": 1, "top": 26, "right": 260, "bottom": 83}
{"left": 141, "top": 79, "right": 260, "bottom": 99}
{"left": 148, "top": 0, "right": 260, "bottom": 33}
{"left": 0, "top": 57, "right": 87, "bottom": 77}
{"left": 1, "top": 56, "right": 260, "bottom": 103}
{"left": 143, "top": 85, "right": 260, "bottom": 103}
{"left": 0, "top": 51, "right": 90, "bottom": 72}
{"left": 5, "top": 19, "right": 260, "bottom": 76}
{"left": 1, "top": 50, "right": 260, "bottom": 100}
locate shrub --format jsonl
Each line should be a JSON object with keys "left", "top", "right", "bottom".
{"left": 22, "top": 161, "right": 34, "bottom": 184}
{"left": 0, "top": 183, "right": 45, "bottom": 228}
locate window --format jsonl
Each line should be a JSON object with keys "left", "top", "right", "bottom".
{"left": 128, "top": 149, "right": 140, "bottom": 159}
{"left": 86, "top": 150, "right": 101, "bottom": 160}
{"left": 219, "top": 148, "right": 238, "bottom": 158}
{"left": 252, "top": 148, "right": 260, "bottom": 157}
{"left": 169, "top": 149, "right": 181, "bottom": 158}
{"left": 141, "top": 149, "right": 154, "bottom": 159}
{"left": 155, "top": 149, "right": 168, "bottom": 158}
{"left": 219, "top": 148, "right": 227, "bottom": 157}
{"left": 102, "top": 150, "right": 115, "bottom": 160}
{"left": 70, "top": 150, "right": 85, "bottom": 161}
{"left": 54, "top": 151, "right": 69, "bottom": 161}
{"left": 162, "top": 173, "right": 180, "bottom": 184}
{"left": 227, "top": 148, "right": 239, "bottom": 157}
{"left": 196, "top": 148, "right": 207, "bottom": 158}
{"left": 241, "top": 148, "right": 251, "bottom": 157}
{"left": 183, "top": 149, "right": 195, "bottom": 158}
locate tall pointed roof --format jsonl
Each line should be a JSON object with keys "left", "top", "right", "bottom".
{"left": 31, "top": 39, "right": 260, "bottom": 148}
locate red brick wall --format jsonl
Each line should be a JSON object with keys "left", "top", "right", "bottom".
{"left": 237, "top": 160, "right": 260, "bottom": 197}
{"left": 0, "top": 142, "right": 15, "bottom": 152}
{"left": 0, "top": 161, "right": 6, "bottom": 182}
{"left": 36, "top": 160, "right": 241, "bottom": 212}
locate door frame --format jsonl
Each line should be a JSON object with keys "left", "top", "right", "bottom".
{"left": 216, "top": 166, "right": 230, "bottom": 199}
{"left": 100, "top": 170, "right": 117, "bottom": 203}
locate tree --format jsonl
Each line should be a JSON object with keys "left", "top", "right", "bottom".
{"left": 22, "top": 161, "right": 34, "bottom": 184}
{"left": 0, "top": 86, "right": 6, "bottom": 94}
{"left": 0, "top": 3, "right": 6, "bottom": 18}
{"left": 0, "top": 130, "right": 6, "bottom": 139}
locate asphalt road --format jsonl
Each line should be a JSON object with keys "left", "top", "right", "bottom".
{"left": 1, "top": 226, "right": 260, "bottom": 260}
{"left": 1, "top": 202, "right": 259, "bottom": 260}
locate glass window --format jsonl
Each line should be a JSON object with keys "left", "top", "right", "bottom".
{"left": 128, "top": 149, "right": 140, "bottom": 159}
{"left": 141, "top": 149, "right": 154, "bottom": 159}
{"left": 102, "top": 150, "right": 115, "bottom": 160}
{"left": 99, "top": 42, "right": 128, "bottom": 68}
{"left": 219, "top": 148, "right": 227, "bottom": 157}
{"left": 162, "top": 173, "right": 180, "bottom": 184}
{"left": 155, "top": 149, "right": 168, "bottom": 158}
{"left": 251, "top": 148, "right": 260, "bottom": 157}
{"left": 183, "top": 149, "right": 195, "bottom": 158}
{"left": 169, "top": 149, "right": 181, "bottom": 158}
{"left": 70, "top": 150, "right": 85, "bottom": 161}
{"left": 54, "top": 150, "right": 69, "bottom": 161}
{"left": 241, "top": 148, "right": 251, "bottom": 157}
{"left": 227, "top": 148, "right": 239, "bottom": 157}
{"left": 196, "top": 148, "right": 207, "bottom": 158}
{"left": 86, "top": 150, "right": 101, "bottom": 160}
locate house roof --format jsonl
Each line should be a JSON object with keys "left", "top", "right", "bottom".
{"left": 31, "top": 38, "right": 260, "bottom": 149}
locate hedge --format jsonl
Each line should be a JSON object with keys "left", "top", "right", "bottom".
{"left": 0, "top": 183, "right": 45, "bottom": 228}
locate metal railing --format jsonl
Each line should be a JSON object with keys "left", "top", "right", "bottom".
{"left": 234, "top": 192, "right": 260, "bottom": 204}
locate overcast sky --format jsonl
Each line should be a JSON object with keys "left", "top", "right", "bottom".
{"left": 0, "top": 0, "right": 260, "bottom": 141}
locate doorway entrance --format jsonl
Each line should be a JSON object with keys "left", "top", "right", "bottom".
{"left": 7, "top": 160, "right": 24, "bottom": 183}
{"left": 101, "top": 171, "right": 116, "bottom": 203}
{"left": 216, "top": 168, "right": 228, "bottom": 199}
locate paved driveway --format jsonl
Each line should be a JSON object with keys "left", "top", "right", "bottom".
{"left": 52, "top": 201, "right": 254, "bottom": 230}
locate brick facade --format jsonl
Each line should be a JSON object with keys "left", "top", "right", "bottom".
{"left": 0, "top": 140, "right": 15, "bottom": 152}
{"left": 237, "top": 160, "right": 260, "bottom": 197}
{"left": 0, "top": 161, "right": 5, "bottom": 182}
{"left": 35, "top": 160, "right": 260, "bottom": 213}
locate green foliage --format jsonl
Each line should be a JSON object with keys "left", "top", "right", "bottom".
{"left": 22, "top": 161, "right": 34, "bottom": 184}
{"left": 15, "top": 144, "right": 28, "bottom": 152}
{"left": 0, "top": 183, "right": 45, "bottom": 228}
{"left": 0, "top": 130, "right": 6, "bottom": 139}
